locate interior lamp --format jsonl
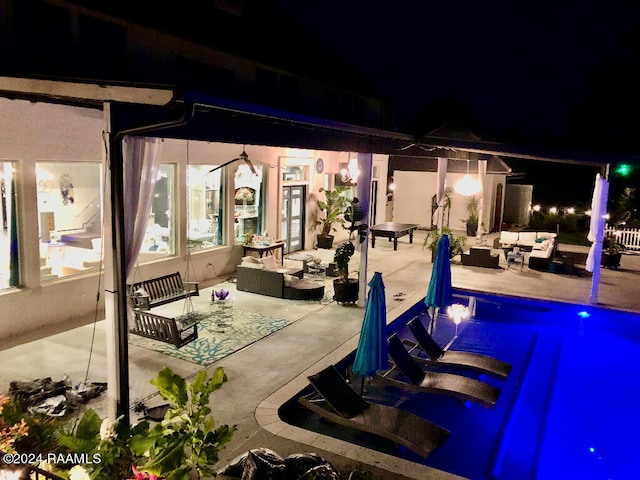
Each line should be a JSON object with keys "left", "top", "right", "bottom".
{"left": 446, "top": 303, "right": 470, "bottom": 337}
{"left": 453, "top": 160, "right": 481, "bottom": 196}
{"left": 340, "top": 158, "right": 360, "bottom": 185}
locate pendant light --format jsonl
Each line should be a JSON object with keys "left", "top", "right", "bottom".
{"left": 454, "top": 160, "right": 482, "bottom": 196}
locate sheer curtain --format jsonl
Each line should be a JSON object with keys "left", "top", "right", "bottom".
{"left": 122, "top": 136, "right": 163, "bottom": 279}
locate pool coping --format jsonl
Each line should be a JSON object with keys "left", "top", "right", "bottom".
{"left": 254, "top": 289, "right": 468, "bottom": 480}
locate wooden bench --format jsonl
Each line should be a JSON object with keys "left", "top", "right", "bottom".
{"left": 130, "top": 310, "right": 198, "bottom": 348}
{"left": 128, "top": 271, "right": 199, "bottom": 310}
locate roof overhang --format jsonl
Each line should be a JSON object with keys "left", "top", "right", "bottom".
{"left": 2, "top": 76, "right": 639, "bottom": 168}
{"left": 0, "top": 76, "right": 173, "bottom": 107}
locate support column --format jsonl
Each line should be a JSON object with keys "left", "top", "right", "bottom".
{"left": 357, "top": 152, "right": 373, "bottom": 308}
{"left": 103, "top": 103, "right": 130, "bottom": 423}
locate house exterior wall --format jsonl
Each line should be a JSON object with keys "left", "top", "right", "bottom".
{"left": 392, "top": 170, "right": 506, "bottom": 232}
{"left": 0, "top": 97, "right": 389, "bottom": 343}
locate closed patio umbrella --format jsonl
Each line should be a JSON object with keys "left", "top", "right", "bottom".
{"left": 352, "top": 271, "right": 389, "bottom": 395}
{"left": 424, "top": 234, "right": 453, "bottom": 334}
{"left": 586, "top": 173, "right": 609, "bottom": 303}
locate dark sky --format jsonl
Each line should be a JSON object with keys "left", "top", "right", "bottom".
{"left": 275, "top": 1, "right": 640, "bottom": 152}
{"left": 273, "top": 1, "right": 640, "bottom": 206}
{"left": 504, "top": 159, "right": 601, "bottom": 206}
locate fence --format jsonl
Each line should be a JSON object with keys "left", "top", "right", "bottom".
{"left": 605, "top": 225, "right": 640, "bottom": 251}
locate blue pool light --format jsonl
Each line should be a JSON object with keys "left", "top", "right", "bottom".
{"left": 578, "top": 311, "right": 591, "bottom": 319}
{"left": 589, "top": 447, "right": 595, "bottom": 453}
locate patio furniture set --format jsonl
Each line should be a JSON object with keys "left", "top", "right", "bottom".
{"left": 236, "top": 254, "right": 326, "bottom": 300}
{"left": 299, "top": 313, "right": 512, "bottom": 459}
{"left": 461, "top": 231, "right": 558, "bottom": 271}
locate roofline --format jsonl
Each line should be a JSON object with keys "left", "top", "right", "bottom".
{"left": 0, "top": 76, "right": 174, "bottom": 106}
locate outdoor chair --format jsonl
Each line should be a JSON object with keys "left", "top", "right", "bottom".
{"left": 299, "top": 365, "right": 449, "bottom": 459}
{"left": 378, "top": 334, "right": 501, "bottom": 409}
{"left": 404, "top": 316, "right": 512, "bottom": 380}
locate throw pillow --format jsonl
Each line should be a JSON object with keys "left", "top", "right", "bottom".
{"left": 259, "top": 255, "right": 278, "bottom": 271}
{"left": 283, "top": 274, "right": 299, "bottom": 286}
{"left": 240, "top": 262, "right": 264, "bottom": 270}
{"left": 535, "top": 237, "right": 545, "bottom": 243}
{"left": 241, "top": 256, "right": 262, "bottom": 264}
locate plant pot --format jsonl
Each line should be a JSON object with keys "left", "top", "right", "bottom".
{"left": 333, "top": 278, "right": 358, "bottom": 305}
{"left": 601, "top": 252, "right": 621, "bottom": 269}
{"left": 466, "top": 223, "right": 478, "bottom": 237}
{"left": 316, "top": 234, "right": 334, "bottom": 249}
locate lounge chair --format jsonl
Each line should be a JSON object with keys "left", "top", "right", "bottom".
{"left": 299, "top": 365, "right": 449, "bottom": 458}
{"left": 379, "top": 334, "right": 501, "bottom": 409}
{"left": 405, "top": 316, "right": 512, "bottom": 380}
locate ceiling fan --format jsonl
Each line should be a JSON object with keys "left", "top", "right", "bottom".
{"left": 209, "top": 146, "right": 258, "bottom": 175}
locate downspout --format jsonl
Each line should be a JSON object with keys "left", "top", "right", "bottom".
{"left": 105, "top": 101, "right": 194, "bottom": 424}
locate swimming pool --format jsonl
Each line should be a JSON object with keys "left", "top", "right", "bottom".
{"left": 280, "top": 291, "right": 640, "bottom": 479}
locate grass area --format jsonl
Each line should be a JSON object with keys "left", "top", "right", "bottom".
{"left": 557, "top": 231, "right": 591, "bottom": 246}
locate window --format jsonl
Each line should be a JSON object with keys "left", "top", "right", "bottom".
{"left": 138, "top": 164, "right": 175, "bottom": 262}
{"left": 187, "top": 165, "right": 224, "bottom": 251}
{"left": 0, "top": 162, "right": 19, "bottom": 289}
{"left": 234, "top": 164, "right": 264, "bottom": 244}
{"left": 36, "top": 162, "right": 102, "bottom": 280}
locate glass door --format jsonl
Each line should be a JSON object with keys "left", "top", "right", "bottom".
{"left": 281, "top": 185, "right": 305, "bottom": 254}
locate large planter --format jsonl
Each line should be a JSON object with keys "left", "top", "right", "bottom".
{"left": 601, "top": 252, "right": 621, "bottom": 269}
{"left": 316, "top": 234, "right": 334, "bottom": 249}
{"left": 333, "top": 278, "right": 358, "bottom": 305}
{"left": 466, "top": 222, "right": 478, "bottom": 237}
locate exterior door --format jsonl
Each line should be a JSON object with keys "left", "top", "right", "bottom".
{"left": 370, "top": 180, "right": 378, "bottom": 225}
{"left": 281, "top": 185, "right": 305, "bottom": 254}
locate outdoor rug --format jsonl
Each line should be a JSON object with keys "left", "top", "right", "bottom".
{"left": 128, "top": 309, "right": 290, "bottom": 366}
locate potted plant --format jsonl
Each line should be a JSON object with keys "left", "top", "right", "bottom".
{"left": 602, "top": 235, "right": 623, "bottom": 269}
{"left": 312, "top": 186, "right": 349, "bottom": 249}
{"left": 423, "top": 226, "right": 467, "bottom": 262}
{"left": 333, "top": 240, "right": 358, "bottom": 304}
{"left": 462, "top": 196, "right": 479, "bottom": 236}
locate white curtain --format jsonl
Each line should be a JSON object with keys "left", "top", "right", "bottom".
{"left": 435, "top": 157, "right": 448, "bottom": 231}
{"left": 586, "top": 173, "right": 609, "bottom": 303}
{"left": 122, "top": 136, "right": 163, "bottom": 279}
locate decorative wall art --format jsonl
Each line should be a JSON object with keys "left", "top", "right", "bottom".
{"left": 59, "top": 174, "right": 74, "bottom": 205}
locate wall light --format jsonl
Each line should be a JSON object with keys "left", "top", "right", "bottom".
{"left": 549, "top": 207, "right": 558, "bottom": 214}
{"left": 532, "top": 204, "right": 541, "bottom": 212}
{"left": 567, "top": 207, "right": 575, "bottom": 214}
{"left": 340, "top": 158, "right": 360, "bottom": 185}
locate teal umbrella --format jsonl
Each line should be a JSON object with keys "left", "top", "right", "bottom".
{"left": 424, "top": 234, "right": 453, "bottom": 334}
{"left": 352, "top": 271, "right": 389, "bottom": 394}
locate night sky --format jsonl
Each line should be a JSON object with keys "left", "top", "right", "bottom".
{"left": 273, "top": 1, "right": 640, "bottom": 206}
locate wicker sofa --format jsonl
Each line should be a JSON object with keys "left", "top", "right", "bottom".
{"left": 236, "top": 255, "right": 324, "bottom": 300}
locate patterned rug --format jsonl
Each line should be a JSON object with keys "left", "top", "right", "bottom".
{"left": 129, "top": 309, "right": 290, "bottom": 366}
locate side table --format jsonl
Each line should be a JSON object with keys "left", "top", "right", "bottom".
{"left": 208, "top": 299, "right": 234, "bottom": 332}
{"left": 506, "top": 252, "right": 525, "bottom": 271}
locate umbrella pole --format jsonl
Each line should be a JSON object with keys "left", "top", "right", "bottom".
{"left": 429, "top": 307, "right": 437, "bottom": 335}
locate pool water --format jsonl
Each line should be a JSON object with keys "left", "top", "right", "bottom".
{"left": 280, "top": 292, "right": 640, "bottom": 480}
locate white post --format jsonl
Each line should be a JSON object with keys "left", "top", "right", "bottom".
{"left": 477, "top": 159, "right": 487, "bottom": 242}
{"left": 357, "top": 152, "right": 373, "bottom": 308}
{"left": 103, "top": 102, "right": 130, "bottom": 422}
{"left": 589, "top": 178, "right": 609, "bottom": 304}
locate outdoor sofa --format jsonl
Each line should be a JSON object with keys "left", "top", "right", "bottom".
{"left": 236, "top": 255, "right": 324, "bottom": 300}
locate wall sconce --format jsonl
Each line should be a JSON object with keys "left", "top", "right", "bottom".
{"left": 454, "top": 160, "right": 481, "bottom": 196}
{"left": 340, "top": 158, "right": 360, "bottom": 185}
